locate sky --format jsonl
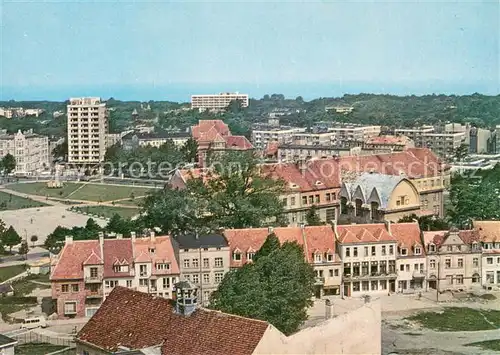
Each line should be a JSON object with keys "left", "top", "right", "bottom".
{"left": 1, "top": 0, "right": 499, "bottom": 101}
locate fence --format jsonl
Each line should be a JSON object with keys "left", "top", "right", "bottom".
{"left": 6, "top": 329, "right": 75, "bottom": 347}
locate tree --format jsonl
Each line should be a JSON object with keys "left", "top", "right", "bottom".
{"left": 0, "top": 219, "right": 6, "bottom": 237}
{"left": 106, "top": 214, "right": 132, "bottom": 236}
{"left": 210, "top": 235, "right": 315, "bottom": 335}
{"left": 253, "top": 233, "right": 280, "bottom": 262}
{"left": 85, "top": 218, "right": 101, "bottom": 233}
{"left": 44, "top": 225, "right": 71, "bottom": 250}
{"left": 398, "top": 214, "right": 449, "bottom": 231}
{"left": 30, "top": 235, "right": 38, "bottom": 247}
{"left": 2, "top": 226, "right": 21, "bottom": 252}
{"left": 52, "top": 139, "right": 68, "bottom": 160}
{"left": 180, "top": 138, "right": 198, "bottom": 163}
{"left": 454, "top": 143, "right": 469, "bottom": 162}
{"left": 1, "top": 154, "right": 16, "bottom": 174}
{"left": 19, "top": 241, "right": 29, "bottom": 259}
{"left": 305, "top": 205, "right": 323, "bottom": 226}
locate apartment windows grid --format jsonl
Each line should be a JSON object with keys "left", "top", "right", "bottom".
{"left": 203, "top": 273, "right": 210, "bottom": 284}
{"left": 215, "top": 257, "right": 223, "bottom": 268}
{"left": 183, "top": 259, "right": 190, "bottom": 268}
{"left": 203, "top": 258, "right": 210, "bottom": 268}
{"left": 192, "top": 274, "right": 199, "bottom": 284}
{"left": 215, "top": 272, "right": 224, "bottom": 283}
{"left": 192, "top": 258, "right": 199, "bottom": 268}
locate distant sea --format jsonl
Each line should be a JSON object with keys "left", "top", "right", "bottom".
{"left": 1, "top": 81, "right": 498, "bottom": 102}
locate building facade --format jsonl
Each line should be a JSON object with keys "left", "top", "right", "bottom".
{"left": 191, "top": 92, "right": 249, "bottom": 111}
{"left": 0, "top": 129, "right": 49, "bottom": 175}
{"left": 473, "top": 221, "right": 500, "bottom": 289}
{"left": 67, "top": 97, "right": 109, "bottom": 164}
{"left": 174, "top": 233, "right": 230, "bottom": 305}
{"left": 251, "top": 126, "right": 306, "bottom": 150}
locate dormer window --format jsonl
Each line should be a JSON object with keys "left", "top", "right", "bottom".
{"left": 156, "top": 263, "right": 170, "bottom": 271}
{"left": 113, "top": 265, "right": 129, "bottom": 273}
{"left": 314, "top": 253, "right": 322, "bottom": 263}
{"left": 472, "top": 242, "right": 479, "bottom": 251}
{"left": 315, "top": 180, "right": 323, "bottom": 186}
{"left": 232, "top": 252, "right": 241, "bottom": 261}
{"left": 289, "top": 183, "right": 299, "bottom": 189}
{"left": 429, "top": 244, "right": 436, "bottom": 252}
{"left": 414, "top": 246, "right": 422, "bottom": 255}
{"left": 326, "top": 253, "right": 334, "bottom": 262}
{"left": 400, "top": 248, "right": 408, "bottom": 256}
{"left": 247, "top": 252, "right": 255, "bottom": 261}
{"left": 149, "top": 247, "right": 156, "bottom": 254}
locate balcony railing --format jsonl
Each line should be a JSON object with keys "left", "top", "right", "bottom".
{"left": 85, "top": 276, "right": 102, "bottom": 283}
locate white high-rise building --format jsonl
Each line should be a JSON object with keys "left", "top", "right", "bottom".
{"left": 67, "top": 97, "right": 108, "bottom": 164}
{"left": 191, "top": 92, "right": 249, "bottom": 111}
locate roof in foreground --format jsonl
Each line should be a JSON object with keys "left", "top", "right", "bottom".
{"left": 76, "top": 287, "right": 270, "bottom": 354}
{"left": 0, "top": 334, "right": 17, "bottom": 347}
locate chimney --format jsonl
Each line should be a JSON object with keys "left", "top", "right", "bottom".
{"left": 116, "top": 233, "right": 123, "bottom": 239}
{"left": 299, "top": 223, "right": 305, "bottom": 230}
{"left": 386, "top": 220, "right": 392, "bottom": 235}
{"left": 99, "top": 235, "right": 104, "bottom": 247}
{"left": 325, "top": 299, "right": 334, "bottom": 319}
{"left": 65, "top": 235, "right": 73, "bottom": 245}
{"left": 150, "top": 230, "right": 155, "bottom": 242}
{"left": 131, "top": 231, "right": 136, "bottom": 243}
{"left": 268, "top": 226, "right": 274, "bottom": 234}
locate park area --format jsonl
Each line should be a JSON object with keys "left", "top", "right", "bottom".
{"left": 72, "top": 205, "right": 140, "bottom": 219}
{"left": 0, "top": 191, "right": 47, "bottom": 211}
{"left": 7, "top": 182, "right": 156, "bottom": 203}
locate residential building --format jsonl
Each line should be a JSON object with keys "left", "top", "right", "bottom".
{"left": 173, "top": 233, "right": 230, "bottom": 305}
{"left": 472, "top": 221, "right": 500, "bottom": 289}
{"left": 191, "top": 92, "right": 249, "bottom": 111}
{"left": 122, "top": 131, "right": 190, "bottom": 150}
{"left": 445, "top": 123, "right": 496, "bottom": 154}
{"left": 423, "top": 228, "right": 482, "bottom": 291}
{"left": 67, "top": 97, "right": 109, "bottom": 164}
{"left": 75, "top": 286, "right": 381, "bottom": 355}
{"left": 362, "top": 135, "right": 415, "bottom": 154}
{"left": 251, "top": 125, "right": 306, "bottom": 149}
{"left": 0, "top": 334, "right": 17, "bottom": 355}
{"left": 325, "top": 106, "right": 354, "bottom": 114}
{"left": 335, "top": 223, "right": 398, "bottom": 296}
{"left": 278, "top": 144, "right": 361, "bottom": 162}
{"left": 391, "top": 223, "right": 426, "bottom": 293}
{"left": 224, "top": 225, "right": 342, "bottom": 297}
{"left": 0, "top": 108, "right": 14, "bottom": 118}
{"left": 338, "top": 172, "right": 424, "bottom": 224}
{"left": 191, "top": 120, "right": 253, "bottom": 165}
{"left": 50, "top": 232, "right": 179, "bottom": 319}
{"left": 0, "top": 129, "right": 49, "bottom": 175}
{"left": 105, "top": 133, "right": 124, "bottom": 148}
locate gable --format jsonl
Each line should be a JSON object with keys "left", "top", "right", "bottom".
{"left": 441, "top": 233, "right": 465, "bottom": 247}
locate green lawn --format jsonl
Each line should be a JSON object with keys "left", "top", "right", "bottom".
{"left": 406, "top": 307, "right": 500, "bottom": 331}
{"left": 466, "top": 339, "right": 500, "bottom": 351}
{"left": 0, "top": 191, "right": 48, "bottom": 211}
{"left": 0, "top": 265, "right": 26, "bottom": 282}
{"left": 115, "top": 196, "right": 145, "bottom": 207}
{"left": 13, "top": 274, "right": 51, "bottom": 296}
{"left": 73, "top": 205, "right": 140, "bottom": 219}
{"left": 15, "top": 343, "right": 68, "bottom": 355}
{"left": 8, "top": 182, "right": 155, "bottom": 202}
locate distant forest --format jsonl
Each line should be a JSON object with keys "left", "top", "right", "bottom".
{"left": 1, "top": 93, "right": 499, "bottom": 138}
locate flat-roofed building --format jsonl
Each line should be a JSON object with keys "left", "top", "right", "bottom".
{"left": 191, "top": 92, "right": 249, "bottom": 111}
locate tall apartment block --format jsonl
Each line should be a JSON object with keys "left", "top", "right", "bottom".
{"left": 0, "top": 129, "right": 49, "bottom": 175}
{"left": 191, "top": 92, "right": 249, "bottom": 111}
{"left": 67, "top": 97, "right": 108, "bottom": 164}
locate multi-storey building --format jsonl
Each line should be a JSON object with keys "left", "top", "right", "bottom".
{"left": 67, "top": 97, "right": 109, "bottom": 165}
{"left": 224, "top": 225, "right": 342, "bottom": 297}
{"left": 277, "top": 144, "right": 360, "bottom": 162}
{"left": 251, "top": 125, "right": 306, "bottom": 149}
{"left": 363, "top": 135, "right": 415, "bottom": 154}
{"left": 50, "top": 232, "right": 179, "bottom": 318}
{"left": 0, "top": 129, "right": 49, "bottom": 175}
{"left": 174, "top": 233, "right": 230, "bottom": 305}
{"left": 191, "top": 92, "right": 249, "bottom": 111}
{"left": 122, "top": 132, "right": 190, "bottom": 150}
{"left": 472, "top": 221, "right": 500, "bottom": 289}
{"left": 335, "top": 223, "right": 398, "bottom": 296}
{"left": 423, "top": 228, "right": 481, "bottom": 291}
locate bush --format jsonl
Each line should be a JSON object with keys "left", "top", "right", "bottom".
{"left": 0, "top": 296, "right": 37, "bottom": 305}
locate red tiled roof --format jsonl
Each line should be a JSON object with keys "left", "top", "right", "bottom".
{"left": 472, "top": 221, "right": 500, "bottom": 243}
{"left": 225, "top": 135, "right": 254, "bottom": 150}
{"left": 390, "top": 222, "right": 424, "bottom": 256}
{"left": 223, "top": 226, "right": 337, "bottom": 267}
{"left": 265, "top": 142, "right": 279, "bottom": 157}
{"left": 365, "top": 135, "right": 411, "bottom": 145}
{"left": 192, "top": 120, "right": 230, "bottom": 140}
{"left": 134, "top": 236, "right": 180, "bottom": 275}
{"left": 103, "top": 239, "right": 133, "bottom": 278}
{"left": 51, "top": 240, "right": 101, "bottom": 280}
{"left": 77, "top": 287, "right": 270, "bottom": 354}
{"left": 423, "top": 229, "right": 480, "bottom": 247}
{"left": 336, "top": 223, "right": 396, "bottom": 244}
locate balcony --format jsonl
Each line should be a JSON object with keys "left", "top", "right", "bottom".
{"left": 413, "top": 270, "right": 426, "bottom": 279}
{"left": 315, "top": 277, "right": 325, "bottom": 285}
{"left": 86, "top": 290, "right": 103, "bottom": 298}
{"left": 85, "top": 276, "right": 102, "bottom": 283}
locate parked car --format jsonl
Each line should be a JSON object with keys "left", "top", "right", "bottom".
{"left": 20, "top": 316, "right": 47, "bottom": 329}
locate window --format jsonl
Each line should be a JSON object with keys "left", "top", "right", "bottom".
{"left": 445, "top": 259, "right": 451, "bottom": 268}
{"left": 446, "top": 275, "right": 453, "bottom": 285}
{"left": 353, "top": 247, "right": 358, "bottom": 257}
{"left": 429, "top": 244, "right": 436, "bottom": 252}
{"left": 414, "top": 247, "right": 421, "bottom": 255}
{"left": 64, "top": 301, "right": 77, "bottom": 315}
{"left": 139, "top": 265, "right": 148, "bottom": 276}
{"left": 326, "top": 193, "right": 331, "bottom": 202}
{"left": 473, "top": 258, "right": 479, "bottom": 267}
{"left": 163, "top": 277, "right": 170, "bottom": 289}
{"left": 389, "top": 246, "right": 394, "bottom": 255}
{"left": 371, "top": 246, "right": 376, "bottom": 256}
{"left": 291, "top": 197, "right": 296, "bottom": 205}
{"left": 329, "top": 269, "right": 334, "bottom": 277}
{"left": 302, "top": 196, "right": 307, "bottom": 205}
{"left": 232, "top": 252, "right": 242, "bottom": 261}
{"left": 71, "top": 284, "right": 79, "bottom": 292}
{"left": 105, "top": 280, "right": 118, "bottom": 288}
{"left": 487, "top": 257, "right": 493, "bottom": 265}
{"left": 457, "top": 245, "right": 461, "bottom": 251}
{"left": 458, "top": 258, "right": 463, "bottom": 268}
{"left": 139, "top": 279, "right": 148, "bottom": 286}
{"left": 400, "top": 264, "right": 404, "bottom": 271}
{"left": 114, "top": 265, "right": 129, "bottom": 273}
{"left": 334, "top": 269, "right": 339, "bottom": 276}
{"left": 61, "top": 284, "right": 69, "bottom": 293}
{"left": 126, "top": 280, "right": 132, "bottom": 288}
{"left": 282, "top": 198, "right": 287, "bottom": 206}
{"left": 400, "top": 248, "right": 408, "bottom": 256}
{"left": 149, "top": 247, "right": 155, "bottom": 254}
{"left": 215, "top": 257, "right": 223, "bottom": 268}
{"left": 183, "top": 259, "right": 190, "bottom": 268}
{"left": 90, "top": 267, "right": 98, "bottom": 278}
{"left": 215, "top": 272, "right": 224, "bottom": 283}
{"left": 456, "top": 275, "right": 464, "bottom": 284}
{"left": 430, "top": 259, "right": 436, "bottom": 269}
{"left": 406, "top": 264, "right": 410, "bottom": 272}
{"left": 345, "top": 247, "right": 350, "bottom": 257}
{"left": 472, "top": 274, "right": 480, "bottom": 283}
{"left": 364, "top": 247, "right": 369, "bottom": 257}
{"left": 315, "top": 195, "right": 320, "bottom": 203}
{"left": 446, "top": 246, "right": 452, "bottom": 252}
{"left": 362, "top": 281, "right": 369, "bottom": 291}
{"left": 183, "top": 249, "right": 189, "bottom": 252}
{"left": 371, "top": 281, "right": 378, "bottom": 291}
{"left": 309, "top": 196, "right": 314, "bottom": 204}
{"left": 381, "top": 246, "right": 386, "bottom": 256}
{"left": 380, "top": 280, "right": 387, "bottom": 290}
{"left": 192, "top": 258, "right": 199, "bottom": 268}
{"left": 203, "top": 273, "right": 210, "bottom": 284}
{"left": 202, "top": 258, "right": 210, "bottom": 268}
{"left": 353, "top": 282, "right": 360, "bottom": 292}
{"left": 247, "top": 252, "right": 255, "bottom": 261}
{"left": 192, "top": 275, "right": 199, "bottom": 284}
{"left": 156, "top": 263, "right": 170, "bottom": 271}
{"left": 203, "top": 291, "right": 210, "bottom": 303}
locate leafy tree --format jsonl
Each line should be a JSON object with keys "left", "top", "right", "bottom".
{"left": 106, "top": 214, "right": 132, "bottom": 236}
{"left": 454, "top": 143, "right": 469, "bottom": 161}
{"left": 1, "top": 154, "right": 16, "bottom": 174}
{"left": 180, "top": 138, "right": 198, "bottom": 163}
{"left": 52, "top": 139, "right": 68, "bottom": 160}
{"left": 30, "top": 235, "right": 38, "bottom": 247}
{"left": 44, "top": 226, "right": 71, "bottom": 250}
{"left": 19, "top": 241, "right": 29, "bottom": 259}
{"left": 398, "top": 214, "right": 449, "bottom": 231}
{"left": 2, "top": 226, "right": 21, "bottom": 252}
{"left": 0, "top": 219, "right": 6, "bottom": 237}
{"left": 85, "top": 218, "right": 101, "bottom": 233}
{"left": 210, "top": 235, "right": 315, "bottom": 335}
{"left": 253, "top": 233, "right": 280, "bottom": 262}
{"left": 305, "top": 205, "right": 323, "bottom": 226}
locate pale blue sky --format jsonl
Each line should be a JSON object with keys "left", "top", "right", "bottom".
{"left": 1, "top": 1, "right": 499, "bottom": 101}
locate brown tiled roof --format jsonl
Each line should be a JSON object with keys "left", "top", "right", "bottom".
{"left": 191, "top": 120, "right": 230, "bottom": 140}
{"left": 77, "top": 287, "right": 269, "bottom": 354}
{"left": 103, "top": 239, "right": 134, "bottom": 278}
{"left": 134, "top": 236, "right": 180, "bottom": 275}
{"left": 336, "top": 223, "right": 396, "bottom": 244}
{"left": 51, "top": 240, "right": 100, "bottom": 280}
{"left": 472, "top": 221, "right": 500, "bottom": 243}
{"left": 390, "top": 222, "right": 424, "bottom": 256}
{"left": 423, "top": 229, "right": 480, "bottom": 247}
{"left": 225, "top": 135, "right": 254, "bottom": 150}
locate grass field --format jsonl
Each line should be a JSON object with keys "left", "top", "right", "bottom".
{"left": 0, "top": 265, "right": 26, "bottom": 283}
{"left": 0, "top": 191, "right": 48, "bottom": 211}
{"left": 15, "top": 343, "right": 68, "bottom": 355}
{"left": 406, "top": 307, "right": 500, "bottom": 331}
{"left": 8, "top": 182, "right": 155, "bottom": 202}
{"left": 73, "top": 205, "right": 140, "bottom": 219}
{"left": 466, "top": 339, "right": 500, "bottom": 351}
{"left": 12, "top": 274, "right": 51, "bottom": 296}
